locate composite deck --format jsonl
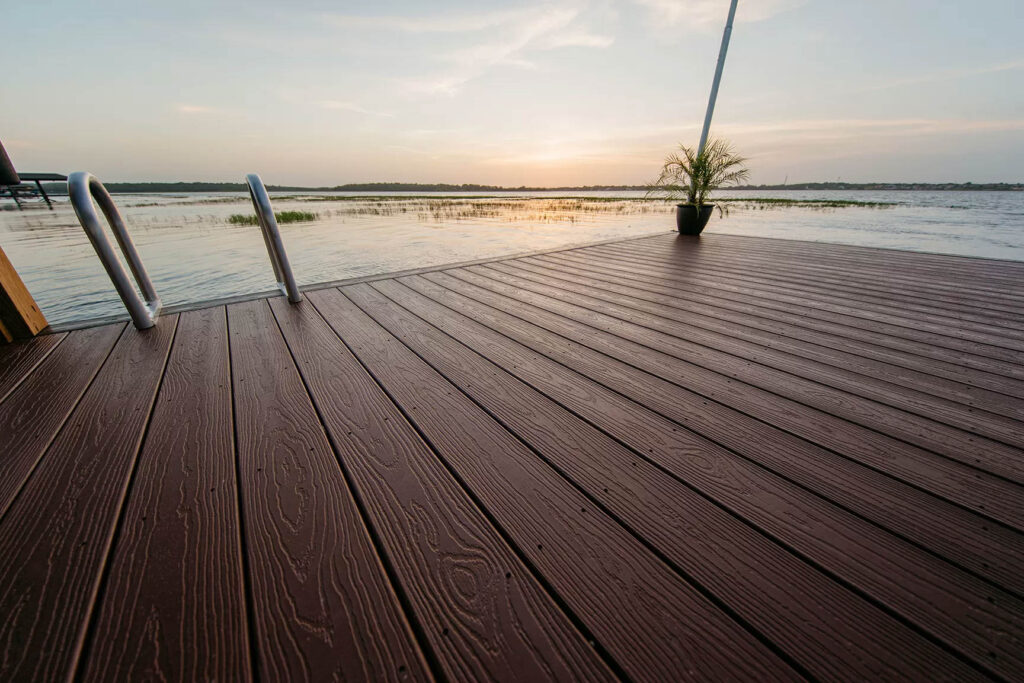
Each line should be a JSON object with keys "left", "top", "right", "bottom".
{"left": 1, "top": 232, "right": 1023, "bottom": 681}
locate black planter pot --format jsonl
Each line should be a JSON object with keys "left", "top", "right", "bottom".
{"left": 676, "top": 204, "right": 714, "bottom": 235}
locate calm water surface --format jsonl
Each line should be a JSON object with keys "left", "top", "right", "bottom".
{"left": 1, "top": 190, "right": 1021, "bottom": 325}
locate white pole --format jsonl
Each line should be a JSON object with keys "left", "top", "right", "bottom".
{"left": 697, "top": 0, "right": 739, "bottom": 157}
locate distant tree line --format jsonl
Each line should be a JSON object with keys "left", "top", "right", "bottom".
{"left": 35, "top": 180, "right": 1023, "bottom": 195}
{"left": 730, "top": 182, "right": 1024, "bottom": 191}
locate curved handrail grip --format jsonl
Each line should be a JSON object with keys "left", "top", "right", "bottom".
{"left": 245, "top": 173, "right": 302, "bottom": 303}
{"left": 68, "top": 172, "right": 161, "bottom": 329}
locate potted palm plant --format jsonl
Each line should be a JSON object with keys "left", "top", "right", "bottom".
{"left": 647, "top": 138, "right": 749, "bottom": 235}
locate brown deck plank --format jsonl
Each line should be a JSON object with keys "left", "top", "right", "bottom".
{"left": 315, "top": 285, "right": 799, "bottom": 682}
{"left": 3, "top": 232, "right": 1024, "bottom": 681}
{"left": 537, "top": 251, "right": 1024, "bottom": 384}
{"left": 463, "top": 263, "right": 1024, "bottom": 485}
{"left": 684, "top": 233, "right": 1024, "bottom": 281}
{"left": 599, "top": 244, "right": 1024, "bottom": 347}
{"left": 418, "top": 270, "right": 1024, "bottom": 593}
{"left": 79, "top": 308, "right": 252, "bottom": 681}
{"left": 543, "top": 250, "right": 1024, "bottom": 366}
{"left": 0, "top": 331, "right": 65, "bottom": 403}
{"left": 268, "top": 296, "right": 615, "bottom": 682}
{"left": 446, "top": 265, "right": 1024, "bottom": 528}
{"left": 513, "top": 255, "right": 1024, "bottom": 402}
{"left": 611, "top": 241, "right": 1024, "bottom": 323}
{"left": 361, "top": 277, "right": 983, "bottom": 681}
{"left": 0, "top": 323, "right": 123, "bottom": 517}
{"left": 226, "top": 299, "right": 428, "bottom": 682}
{"left": 571, "top": 247, "right": 1024, "bottom": 349}
{"left": 403, "top": 272, "right": 1024, "bottom": 678}
{"left": 0, "top": 318, "right": 178, "bottom": 681}
{"left": 488, "top": 260, "right": 1024, "bottom": 439}
{"left": 622, "top": 238, "right": 1024, "bottom": 315}
{"left": 699, "top": 233, "right": 1024, "bottom": 289}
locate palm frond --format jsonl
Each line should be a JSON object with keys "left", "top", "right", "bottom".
{"left": 647, "top": 137, "right": 749, "bottom": 208}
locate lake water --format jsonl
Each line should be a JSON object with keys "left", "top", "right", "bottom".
{"left": 1, "top": 189, "right": 1022, "bottom": 326}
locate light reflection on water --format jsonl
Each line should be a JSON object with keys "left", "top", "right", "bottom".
{"left": 1, "top": 189, "right": 1021, "bottom": 326}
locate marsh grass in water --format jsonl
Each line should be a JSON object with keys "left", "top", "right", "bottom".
{"left": 228, "top": 210, "right": 318, "bottom": 225}
{"left": 286, "top": 196, "right": 898, "bottom": 222}
{"left": 215, "top": 197, "right": 894, "bottom": 227}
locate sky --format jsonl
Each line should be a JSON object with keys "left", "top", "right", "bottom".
{"left": 2, "top": 0, "right": 1022, "bottom": 186}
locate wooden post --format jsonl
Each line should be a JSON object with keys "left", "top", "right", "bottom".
{"left": 0, "top": 245, "right": 47, "bottom": 343}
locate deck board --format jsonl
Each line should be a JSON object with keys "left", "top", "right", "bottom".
{"left": 80, "top": 308, "right": 251, "bottom": 681}
{"left": 510, "top": 256, "right": 1024, "bottom": 403}
{"left": 321, "top": 285, "right": 793, "bottom": 681}
{"left": 621, "top": 241, "right": 1024, "bottom": 318}
{"left": 364, "top": 277, "right": 980, "bottom": 681}
{"left": 270, "top": 293, "right": 610, "bottom": 681}
{"left": 565, "top": 247, "right": 1024, "bottom": 351}
{"left": 606, "top": 241, "right": 1024, "bottom": 327}
{"left": 500, "top": 257, "right": 1024, "bottom": 419}
{"left": 0, "top": 323, "right": 122, "bottom": 516}
{"left": 2, "top": 232, "right": 1023, "bottom": 681}
{"left": 542, "top": 251, "right": 1024, "bottom": 366}
{"left": 522, "top": 255, "right": 1024, "bottom": 397}
{"left": 327, "top": 286, "right": 798, "bottom": 679}
{"left": 0, "top": 318, "right": 177, "bottom": 680}
{"left": 0, "top": 331, "right": 65, "bottom": 403}
{"left": 487, "top": 259, "right": 1024, "bottom": 435}
{"left": 455, "top": 264, "right": 1024, "bottom": 485}
{"left": 227, "top": 299, "right": 426, "bottom": 681}
{"left": 405, "top": 271, "right": 1024, "bottom": 594}
{"left": 396, "top": 273, "right": 1024, "bottom": 679}
{"left": 701, "top": 234, "right": 1024, "bottom": 287}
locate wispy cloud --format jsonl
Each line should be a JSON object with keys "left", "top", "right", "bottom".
{"left": 175, "top": 104, "right": 216, "bottom": 114}
{"left": 631, "top": 0, "right": 807, "bottom": 28}
{"left": 852, "top": 59, "right": 1024, "bottom": 94}
{"left": 471, "top": 116, "right": 1024, "bottom": 172}
{"left": 717, "top": 118, "right": 1024, "bottom": 139}
{"left": 322, "top": 8, "right": 533, "bottom": 34}
{"left": 320, "top": 101, "right": 395, "bottom": 118}
{"left": 327, "top": 5, "right": 614, "bottom": 95}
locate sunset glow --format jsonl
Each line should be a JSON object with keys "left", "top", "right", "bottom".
{"left": 2, "top": 0, "right": 1021, "bottom": 185}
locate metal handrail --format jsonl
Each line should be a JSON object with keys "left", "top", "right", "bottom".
{"left": 245, "top": 173, "right": 302, "bottom": 303}
{"left": 68, "top": 172, "right": 161, "bottom": 329}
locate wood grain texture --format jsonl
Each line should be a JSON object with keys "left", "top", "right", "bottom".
{"left": 604, "top": 241, "right": 1024, "bottom": 330}
{"left": 419, "top": 270, "right": 1024, "bottom": 593}
{"left": 4, "top": 232, "right": 1024, "bottom": 681}
{"left": 633, "top": 238, "right": 1024, "bottom": 304}
{"left": 0, "top": 331, "right": 64, "bottom": 403}
{"left": 421, "top": 270, "right": 1024, "bottom": 679}
{"left": 515, "top": 254, "right": 1024, "bottom": 401}
{"left": 320, "top": 285, "right": 799, "bottom": 682}
{"left": 647, "top": 233, "right": 1024, "bottom": 289}
{"left": 542, "top": 250, "right": 1024, "bottom": 368}
{"left": 505, "top": 256, "right": 1024, "bottom": 418}
{"left": 79, "top": 308, "right": 252, "bottom": 681}
{"left": 364, "top": 277, "right": 982, "bottom": 682}
{"left": 465, "top": 263, "right": 1024, "bottom": 487}
{"left": 226, "top": 299, "right": 428, "bottom": 682}
{"left": 619, "top": 239, "right": 1024, "bottom": 318}
{"left": 413, "top": 271, "right": 1024, "bottom": 595}
{"left": 0, "top": 323, "right": 123, "bottom": 517}
{"left": 270, "top": 295, "right": 613, "bottom": 682}
{"left": 0, "top": 318, "right": 177, "bottom": 681}
{"left": 692, "top": 233, "right": 1024, "bottom": 290}
{"left": 444, "top": 266, "right": 1024, "bottom": 532}
{"left": 536, "top": 251, "right": 1024, "bottom": 388}
{"left": 558, "top": 246, "right": 1024, "bottom": 354}
{"left": 486, "top": 260, "right": 1024, "bottom": 446}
